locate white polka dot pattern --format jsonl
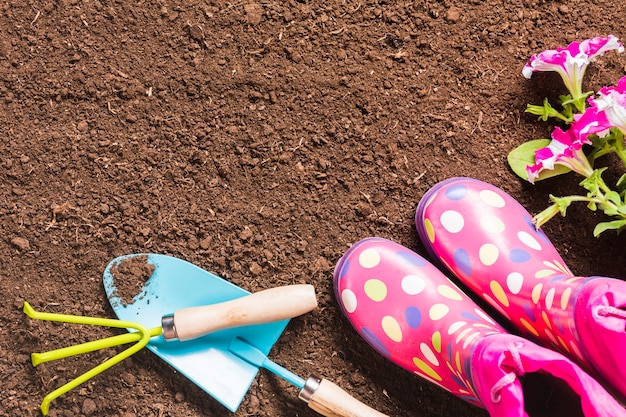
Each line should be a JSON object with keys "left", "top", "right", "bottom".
{"left": 440, "top": 210, "right": 464, "bottom": 233}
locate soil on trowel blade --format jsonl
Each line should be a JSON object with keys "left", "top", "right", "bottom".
{"left": 109, "top": 255, "right": 156, "bottom": 306}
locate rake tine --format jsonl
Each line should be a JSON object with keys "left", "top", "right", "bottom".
{"left": 38, "top": 320, "right": 152, "bottom": 415}
{"left": 24, "top": 301, "right": 143, "bottom": 329}
{"left": 22, "top": 302, "right": 158, "bottom": 415}
{"left": 32, "top": 327, "right": 162, "bottom": 366}
{"left": 24, "top": 302, "right": 162, "bottom": 364}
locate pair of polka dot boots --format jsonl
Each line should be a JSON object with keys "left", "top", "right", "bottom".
{"left": 334, "top": 177, "right": 626, "bottom": 417}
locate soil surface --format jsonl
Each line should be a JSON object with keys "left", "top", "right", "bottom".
{"left": 2, "top": 1, "right": 626, "bottom": 416}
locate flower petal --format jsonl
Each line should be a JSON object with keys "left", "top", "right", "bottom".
{"left": 526, "top": 126, "right": 594, "bottom": 182}
{"left": 572, "top": 106, "right": 612, "bottom": 139}
{"left": 590, "top": 75, "right": 626, "bottom": 133}
{"left": 581, "top": 35, "right": 625, "bottom": 62}
{"left": 522, "top": 35, "right": 624, "bottom": 98}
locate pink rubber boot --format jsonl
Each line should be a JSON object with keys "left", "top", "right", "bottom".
{"left": 415, "top": 177, "right": 626, "bottom": 401}
{"left": 334, "top": 237, "right": 626, "bottom": 417}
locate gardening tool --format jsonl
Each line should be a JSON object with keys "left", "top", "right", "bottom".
{"left": 25, "top": 253, "right": 317, "bottom": 415}
{"left": 228, "top": 337, "right": 389, "bottom": 417}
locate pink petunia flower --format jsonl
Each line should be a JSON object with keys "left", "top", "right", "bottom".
{"left": 522, "top": 35, "right": 624, "bottom": 106}
{"left": 571, "top": 102, "right": 612, "bottom": 139}
{"left": 526, "top": 125, "right": 594, "bottom": 183}
{"left": 588, "top": 75, "right": 626, "bottom": 134}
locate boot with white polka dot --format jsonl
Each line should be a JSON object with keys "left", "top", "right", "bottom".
{"left": 416, "top": 176, "right": 626, "bottom": 404}
{"left": 334, "top": 237, "right": 626, "bottom": 417}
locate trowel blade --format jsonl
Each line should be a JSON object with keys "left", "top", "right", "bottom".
{"left": 103, "top": 254, "right": 288, "bottom": 412}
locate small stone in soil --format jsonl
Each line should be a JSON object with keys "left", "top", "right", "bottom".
{"left": 10, "top": 237, "right": 30, "bottom": 251}
{"left": 82, "top": 398, "right": 97, "bottom": 415}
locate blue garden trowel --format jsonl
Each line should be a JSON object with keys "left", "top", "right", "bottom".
{"left": 102, "top": 254, "right": 316, "bottom": 412}
{"left": 25, "top": 254, "right": 317, "bottom": 415}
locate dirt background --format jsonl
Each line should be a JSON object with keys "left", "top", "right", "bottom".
{"left": 1, "top": 1, "right": 626, "bottom": 416}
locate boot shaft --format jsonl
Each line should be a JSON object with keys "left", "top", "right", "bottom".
{"left": 472, "top": 333, "right": 626, "bottom": 417}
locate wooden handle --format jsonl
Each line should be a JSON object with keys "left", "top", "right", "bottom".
{"left": 167, "top": 284, "right": 317, "bottom": 341}
{"left": 304, "top": 378, "right": 389, "bottom": 417}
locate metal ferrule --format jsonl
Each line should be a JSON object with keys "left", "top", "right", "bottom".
{"left": 298, "top": 375, "right": 321, "bottom": 403}
{"left": 161, "top": 314, "right": 178, "bottom": 341}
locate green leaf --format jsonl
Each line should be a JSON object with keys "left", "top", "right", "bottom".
{"left": 558, "top": 94, "right": 573, "bottom": 105}
{"left": 593, "top": 219, "right": 626, "bottom": 237}
{"left": 580, "top": 168, "right": 607, "bottom": 195}
{"left": 605, "top": 190, "right": 622, "bottom": 205}
{"left": 616, "top": 173, "right": 626, "bottom": 191}
{"left": 600, "top": 206, "right": 618, "bottom": 216}
{"left": 507, "top": 139, "right": 571, "bottom": 182}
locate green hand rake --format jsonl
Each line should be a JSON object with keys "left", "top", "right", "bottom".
{"left": 24, "top": 302, "right": 159, "bottom": 415}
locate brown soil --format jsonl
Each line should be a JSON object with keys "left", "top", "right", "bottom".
{"left": 2, "top": 1, "right": 626, "bottom": 416}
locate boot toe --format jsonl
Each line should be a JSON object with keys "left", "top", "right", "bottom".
{"left": 334, "top": 237, "right": 505, "bottom": 405}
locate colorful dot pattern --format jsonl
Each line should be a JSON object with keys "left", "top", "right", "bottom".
{"left": 416, "top": 177, "right": 591, "bottom": 365}
{"left": 334, "top": 237, "right": 506, "bottom": 406}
